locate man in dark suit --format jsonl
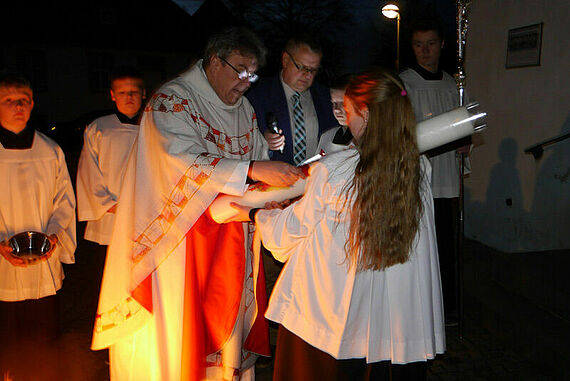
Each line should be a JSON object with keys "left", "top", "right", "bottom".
{"left": 247, "top": 34, "right": 336, "bottom": 165}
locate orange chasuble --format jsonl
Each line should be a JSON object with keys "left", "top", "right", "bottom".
{"left": 133, "top": 212, "right": 270, "bottom": 380}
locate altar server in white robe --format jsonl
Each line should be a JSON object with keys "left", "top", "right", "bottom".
{"left": 91, "top": 27, "right": 304, "bottom": 381}
{"left": 0, "top": 74, "right": 76, "bottom": 381}
{"left": 400, "top": 18, "right": 471, "bottom": 325}
{"left": 228, "top": 69, "right": 445, "bottom": 381}
{"left": 77, "top": 66, "right": 145, "bottom": 245}
{"left": 316, "top": 75, "right": 355, "bottom": 155}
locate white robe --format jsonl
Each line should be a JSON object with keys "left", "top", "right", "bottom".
{"left": 0, "top": 131, "right": 76, "bottom": 301}
{"left": 258, "top": 150, "right": 445, "bottom": 363}
{"left": 77, "top": 114, "right": 139, "bottom": 245}
{"left": 92, "top": 60, "right": 269, "bottom": 381}
{"left": 316, "top": 126, "right": 354, "bottom": 155}
{"left": 400, "top": 69, "right": 468, "bottom": 198}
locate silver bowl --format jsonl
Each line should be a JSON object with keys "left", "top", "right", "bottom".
{"left": 9, "top": 231, "right": 51, "bottom": 260}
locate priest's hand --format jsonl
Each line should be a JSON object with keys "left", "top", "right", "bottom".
{"left": 0, "top": 240, "right": 27, "bottom": 267}
{"left": 248, "top": 161, "right": 305, "bottom": 187}
{"left": 264, "top": 130, "right": 285, "bottom": 151}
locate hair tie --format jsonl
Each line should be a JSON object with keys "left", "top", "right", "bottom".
{"left": 400, "top": 89, "right": 407, "bottom": 96}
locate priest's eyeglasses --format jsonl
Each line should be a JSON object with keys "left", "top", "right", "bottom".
{"left": 219, "top": 57, "right": 259, "bottom": 83}
{"left": 285, "top": 51, "right": 320, "bottom": 75}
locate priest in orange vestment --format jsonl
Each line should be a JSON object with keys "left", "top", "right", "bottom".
{"left": 91, "top": 27, "right": 304, "bottom": 381}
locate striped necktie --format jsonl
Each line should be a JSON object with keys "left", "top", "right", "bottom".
{"left": 292, "top": 91, "right": 306, "bottom": 165}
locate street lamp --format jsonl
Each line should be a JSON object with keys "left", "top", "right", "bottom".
{"left": 381, "top": 3, "right": 400, "bottom": 71}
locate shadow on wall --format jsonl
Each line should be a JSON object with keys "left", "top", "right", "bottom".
{"left": 465, "top": 138, "right": 526, "bottom": 252}
{"left": 465, "top": 112, "right": 570, "bottom": 252}
{"left": 529, "top": 113, "right": 570, "bottom": 250}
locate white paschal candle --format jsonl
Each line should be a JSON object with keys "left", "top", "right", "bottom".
{"left": 418, "top": 107, "right": 467, "bottom": 152}
{"left": 208, "top": 179, "right": 306, "bottom": 224}
{"left": 209, "top": 104, "right": 486, "bottom": 223}
{"left": 417, "top": 103, "right": 486, "bottom": 153}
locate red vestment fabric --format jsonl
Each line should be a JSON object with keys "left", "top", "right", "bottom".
{"left": 133, "top": 212, "right": 270, "bottom": 380}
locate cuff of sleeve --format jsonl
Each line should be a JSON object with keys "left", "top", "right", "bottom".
{"left": 247, "top": 161, "right": 255, "bottom": 183}
{"left": 219, "top": 160, "right": 250, "bottom": 195}
{"left": 249, "top": 208, "right": 261, "bottom": 222}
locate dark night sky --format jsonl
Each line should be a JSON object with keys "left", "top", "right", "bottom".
{"left": 340, "top": 0, "right": 460, "bottom": 74}
{"left": 173, "top": 0, "right": 460, "bottom": 75}
{"left": 0, "top": 0, "right": 460, "bottom": 131}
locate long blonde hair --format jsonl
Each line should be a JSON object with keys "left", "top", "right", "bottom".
{"left": 343, "top": 69, "right": 422, "bottom": 271}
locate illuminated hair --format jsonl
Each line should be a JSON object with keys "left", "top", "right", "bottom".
{"left": 343, "top": 68, "right": 422, "bottom": 271}
{"left": 203, "top": 26, "right": 267, "bottom": 68}
{"left": 0, "top": 72, "right": 32, "bottom": 92}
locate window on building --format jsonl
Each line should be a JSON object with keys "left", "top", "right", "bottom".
{"left": 99, "top": 7, "right": 117, "bottom": 25}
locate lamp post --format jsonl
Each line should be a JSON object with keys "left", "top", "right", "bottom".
{"left": 382, "top": 3, "right": 400, "bottom": 71}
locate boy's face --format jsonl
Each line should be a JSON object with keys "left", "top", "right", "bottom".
{"left": 411, "top": 30, "right": 443, "bottom": 73}
{"left": 330, "top": 88, "right": 347, "bottom": 126}
{"left": 110, "top": 77, "right": 145, "bottom": 118}
{"left": 0, "top": 85, "right": 34, "bottom": 133}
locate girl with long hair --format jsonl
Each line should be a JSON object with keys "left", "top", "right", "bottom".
{"left": 229, "top": 69, "right": 445, "bottom": 380}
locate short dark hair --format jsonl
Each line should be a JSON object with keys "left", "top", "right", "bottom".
{"left": 203, "top": 26, "right": 267, "bottom": 68}
{"left": 284, "top": 32, "right": 323, "bottom": 56}
{"left": 330, "top": 74, "right": 355, "bottom": 91}
{"left": 110, "top": 66, "right": 143, "bottom": 88}
{"left": 0, "top": 72, "right": 33, "bottom": 91}
{"left": 410, "top": 18, "right": 444, "bottom": 41}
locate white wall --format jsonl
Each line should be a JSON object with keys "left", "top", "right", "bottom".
{"left": 464, "top": 0, "right": 570, "bottom": 251}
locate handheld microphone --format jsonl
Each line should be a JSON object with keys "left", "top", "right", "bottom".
{"left": 266, "top": 112, "right": 284, "bottom": 153}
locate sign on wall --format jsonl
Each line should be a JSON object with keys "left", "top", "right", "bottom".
{"left": 506, "top": 23, "right": 543, "bottom": 68}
